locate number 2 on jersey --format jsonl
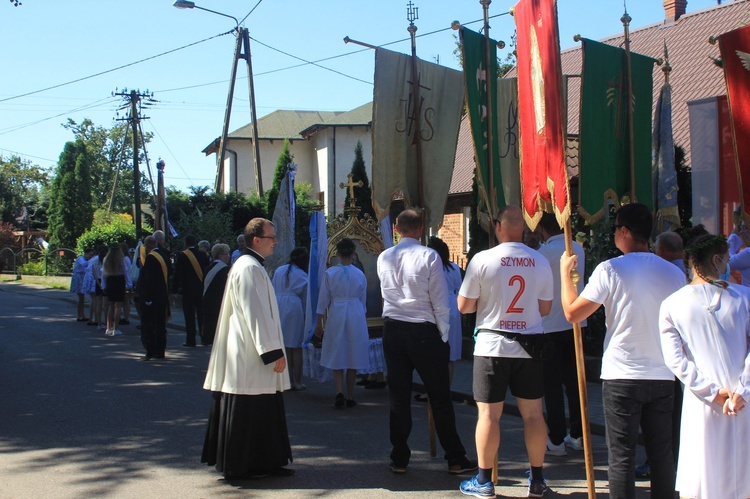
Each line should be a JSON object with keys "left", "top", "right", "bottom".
{"left": 506, "top": 275, "right": 525, "bottom": 314}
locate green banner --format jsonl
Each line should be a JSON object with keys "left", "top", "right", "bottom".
{"left": 579, "top": 39, "right": 655, "bottom": 222}
{"left": 461, "top": 28, "right": 505, "bottom": 218}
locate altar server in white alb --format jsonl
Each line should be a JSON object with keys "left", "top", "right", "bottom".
{"left": 272, "top": 247, "right": 309, "bottom": 392}
{"left": 201, "top": 218, "right": 293, "bottom": 479}
{"left": 314, "top": 238, "right": 369, "bottom": 408}
{"left": 457, "top": 205, "right": 553, "bottom": 499}
{"left": 659, "top": 234, "right": 750, "bottom": 499}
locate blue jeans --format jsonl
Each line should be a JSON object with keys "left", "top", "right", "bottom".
{"left": 602, "top": 380, "right": 675, "bottom": 499}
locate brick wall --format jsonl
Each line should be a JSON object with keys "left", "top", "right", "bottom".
{"left": 438, "top": 213, "right": 468, "bottom": 269}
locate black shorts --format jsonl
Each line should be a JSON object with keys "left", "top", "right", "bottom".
{"left": 105, "top": 275, "right": 126, "bottom": 302}
{"left": 472, "top": 356, "right": 544, "bottom": 403}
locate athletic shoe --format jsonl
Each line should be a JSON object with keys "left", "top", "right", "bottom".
{"left": 113, "top": 330, "right": 123, "bottom": 336}
{"left": 105, "top": 330, "right": 114, "bottom": 336}
{"left": 389, "top": 462, "right": 407, "bottom": 474}
{"left": 527, "top": 476, "right": 548, "bottom": 497}
{"left": 448, "top": 455, "right": 478, "bottom": 474}
{"left": 345, "top": 399, "right": 357, "bottom": 408}
{"left": 97, "top": 324, "right": 107, "bottom": 331}
{"left": 564, "top": 434, "right": 583, "bottom": 451}
{"left": 459, "top": 475, "right": 495, "bottom": 498}
{"left": 546, "top": 437, "right": 567, "bottom": 456}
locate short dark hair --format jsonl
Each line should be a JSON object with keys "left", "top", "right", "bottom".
{"left": 538, "top": 212, "right": 562, "bottom": 235}
{"left": 336, "top": 238, "right": 356, "bottom": 257}
{"left": 244, "top": 218, "right": 272, "bottom": 248}
{"left": 184, "top": 234, "right": 197, "bottom": 247}
{"left": 616, "top": 203, "right": 652, "bottom": 243}
{"left": 396, "top": 209, "right": 422, "bottom": 234}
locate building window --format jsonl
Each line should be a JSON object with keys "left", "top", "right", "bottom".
{"left": 464, "top": 207, "right": 470, "bottom": 254}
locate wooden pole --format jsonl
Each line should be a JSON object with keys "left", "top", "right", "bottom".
{"left": 564, "top": 219, "right": 596, "bottom": 498}
{"left": 482, "top": 0, "right": 497, "bottom": 248}
{"left": 214, "top": 29, "right": 242, "bottom": 194}
{"left": 241, "top": 27, "right": 264, "bottom": 196}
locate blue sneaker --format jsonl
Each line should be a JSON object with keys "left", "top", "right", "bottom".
{"left": 527, "top": 476, "right": 548, "bottom": 497}
{"left": 459, "top": 475, "right": 496, "bottom": 498}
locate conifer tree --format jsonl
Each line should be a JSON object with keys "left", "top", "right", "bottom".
{"left": 265, "top": 138, "right": 294, "bottom": 216}
{"left": 345, "top": 141, "right": 376, "bottom": 219}
{"left": 47, "top": 140, "right": 94, "bottom": 248}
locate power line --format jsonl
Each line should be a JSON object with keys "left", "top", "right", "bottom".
{"left": 237, "top": 0, "right": 264, "bottom": 27}
{"left": 0, "top": 97, "right": 115, "bottom": 136}
{"left": 0, "top": 31, "right": 232, "bottom": 104}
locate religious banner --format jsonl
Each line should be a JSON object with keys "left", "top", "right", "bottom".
{"left": 303, "top": 210, "right": 331, "bottom": 382}
{"left": 497, "top": 78, "right": 522, "bottom": 208}
{"left": 460, "top": 27, "right": 505, "bottom": 220}
{"left": 514, "top": 0, "right": 569, "bottom": 228}
{"left": 718, "top": 23, "right": 750, "bottom": 221}
{"left": 371, "top": 47, "right": 464, "bottom": 229}
{"left": 265, "top": 165, "right": 296, "bottom": 277}
{"left": 652, "top": 70, "right": 680, "bottom": 234}
{"left": 578, "top": 38, "right": 656, "bottom": 222}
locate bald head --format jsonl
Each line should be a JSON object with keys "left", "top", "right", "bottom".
{"left": 655, "top": 231, "right": 684, "bottom": 261}
{"left": 153, "top": 230, "right": 165, "bottom": 246}
{"left": 395, "top": 209, "right": 423, "bottom": 239}
{"left": 495, "top": 205, "right": 525, "bottom": 243}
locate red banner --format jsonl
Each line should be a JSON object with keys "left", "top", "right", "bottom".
{"left": 514, "top": 0, "right": 569, "bottom": 228}
{"left": 720, "top": 24, "right": 750, "bottom": 221}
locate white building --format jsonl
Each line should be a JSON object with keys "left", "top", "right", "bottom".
{"left": 203, "top": 102, "right": 372, "bottom": 218}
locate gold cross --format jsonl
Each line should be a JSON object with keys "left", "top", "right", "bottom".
{"left": 339, "top": 173, "right": 363, "bottom": 200}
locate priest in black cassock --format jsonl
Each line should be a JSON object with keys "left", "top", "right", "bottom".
{"left": 201, "top": 218, "right": 293, "bottom": 479}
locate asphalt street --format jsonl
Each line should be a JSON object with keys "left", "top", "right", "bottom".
{"left": 0, "top": 281, "right": 652, "bottom": 498}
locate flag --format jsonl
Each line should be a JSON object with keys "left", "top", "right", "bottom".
{"left": 460, "top": 27, "right": 506, "bottom": 221}
{"left": 652, "top": 60, "right": 680, "bottom": 234}
{"left": 514, "top": 0, "right": 569, "bottom": 229}
{"left": 302, "top": 211, "right": 332, "bottom": 382}
{"left": 578, "top": 39, "right": 656, "bottom": 222}
{"left": 718, "top": 24, "right": 750, "bottom": 221}
{"left": 380, "top": 215, "right": 394, "bottom": 249}
{"left": 497, "top": 78, "right": 522, "bottom": 208}
{"left": 371, "top": 48, "right": 464, "bottom": 229}
{"left": 265, "top": 166, "right": 296, "bottom": 276}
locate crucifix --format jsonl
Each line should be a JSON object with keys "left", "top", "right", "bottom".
{"left": 339, "top": 173, "right": 363, "bottom": 207}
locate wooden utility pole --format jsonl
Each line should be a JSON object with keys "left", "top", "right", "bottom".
{"left": 114, "top": 88, "right": 154, "bottom": 240}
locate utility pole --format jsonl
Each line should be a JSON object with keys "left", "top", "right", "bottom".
{"left": 113, "top": 88, "right": 156, "bottom": 240}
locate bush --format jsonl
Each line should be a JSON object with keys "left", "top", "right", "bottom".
{"left": 76, "top": 211, "right": 140, "bottom": 253}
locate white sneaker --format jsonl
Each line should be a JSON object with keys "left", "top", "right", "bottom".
{"left": 546, "top": 437, "right": 567, "bottom": 456}
{"left": 97, "top": 324, "right": 107, "bottom": 331}
{"left": 105, "top": 329, "right": 115, "bottom": 336}
{"left": 113, "top": 330, "right": 123, "bottom": 336}
{"left": 564, "top": 434, "right": 584, "bottom": 451}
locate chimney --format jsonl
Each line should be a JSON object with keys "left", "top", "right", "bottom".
{"left": 664, "top": 0, "right": 687, "bottom": 22}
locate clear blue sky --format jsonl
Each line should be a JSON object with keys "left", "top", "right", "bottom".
{"left": 0, "top": 0, "right": 723, "bottom": 193}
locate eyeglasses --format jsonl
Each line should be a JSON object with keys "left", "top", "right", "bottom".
{"left": 611, "top": 224, "right": 628, "bottom": 234}
{"left": 256, "top": 235, "right": 278, "bottom": 241}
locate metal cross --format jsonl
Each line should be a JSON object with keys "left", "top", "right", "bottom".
{"left": 339, "top": 173, "right": 363, "bottom": 200}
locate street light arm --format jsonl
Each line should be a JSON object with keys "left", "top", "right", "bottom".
{"left": 172, "top": 1, "right": 239, "bottom": 28}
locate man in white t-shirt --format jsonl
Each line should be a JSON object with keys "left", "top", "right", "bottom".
{"left": 561, "top": 203, "right": 685, "bottom": 499}
{"left": 457, "top": 205, "right": 553, "bottom": 499}
{"left": 537, "top": 212, "right": 587, "bottom": 458}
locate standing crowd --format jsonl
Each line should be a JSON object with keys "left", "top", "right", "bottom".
{"left": 69, "top": 204, "right": 749, "bottom": 498}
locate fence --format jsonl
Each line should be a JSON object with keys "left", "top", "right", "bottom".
{"left": 0, "top": 246, "right": 78, "bottom": 277}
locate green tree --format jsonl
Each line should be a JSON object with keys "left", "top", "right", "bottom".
{"left": 265, "top": 139, "right": 294, "bottom": 216}
{"left": 47, "top": 141, "right": 94, "bottom": 248}
{"left": 345, "top": 141, "right": 376, "bottom": 219}
{"left": 63, "top": 118, "right": 152, "bottom": 214}
{"left": 0, "top": 155, "right": 49, "bottom": 228}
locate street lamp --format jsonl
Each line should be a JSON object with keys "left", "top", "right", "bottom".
{"left": 173, "top": 1, "right": 264, "bottom": 196}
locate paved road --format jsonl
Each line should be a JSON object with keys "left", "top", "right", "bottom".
{"left": 0, "top": 282, "right": 652, "bottom": 498}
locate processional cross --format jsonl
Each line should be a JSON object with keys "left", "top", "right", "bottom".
{"left": 339, "top": 173, "right": 363, "bottom": 207}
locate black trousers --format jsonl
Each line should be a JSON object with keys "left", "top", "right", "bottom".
{"left": 542, "top": 329, "right": 582, "bottom": 444}
{"left": 141, "top": 302, "right": 168, "bottom": 357}
{"left": 182, "top": 293, "right": 203, "bottom": 345}
{"left": 382, "top": 318, "right": 466, "bottom": 466}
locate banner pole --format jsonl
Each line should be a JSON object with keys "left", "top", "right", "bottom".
{"left": 622, "top": 8, "right": 637, "bottom": 202}
{"left": 564, "top": 219, "right": 596, "bottom": 499}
